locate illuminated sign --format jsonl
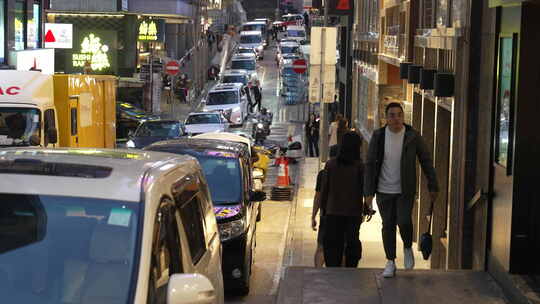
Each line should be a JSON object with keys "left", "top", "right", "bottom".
{"left": 8, "top": 48, "right": 55, "bottom": 74}
{"left": 72, "top": 34, "right": 110, "bottom": 71}
{"left": 138, "top": 20, "right": 158, "bottom": 41}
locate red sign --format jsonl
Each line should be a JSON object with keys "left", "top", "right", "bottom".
{"left": 0, "top": 86, "right": 21, "bottom": 95}
{"left": 44, "top": 30, "right": 56, "bottom": 43}
{"left": 165, "top": 61, "right": 180, "bottom": 76}
{"left": 292, "top": 59, "right": 307, "bottom": 74}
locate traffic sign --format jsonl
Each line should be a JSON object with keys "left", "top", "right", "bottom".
{"left": 292, "top": 58, "right": 307, "bottom": 74}
{"left": 165, "top": 61, "right": 180, "bottom": 76}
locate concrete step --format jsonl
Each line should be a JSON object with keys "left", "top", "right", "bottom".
{"left": 276, "top": 267, "right": 508, "bottom": 304}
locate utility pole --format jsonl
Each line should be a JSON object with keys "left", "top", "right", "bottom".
{"left": 319, "top": 1, "right": 329, "bottom": 163}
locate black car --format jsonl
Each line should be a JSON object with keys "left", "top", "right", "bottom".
{"left": 126, "top": 120, "right": 185, "bottom": 149}
{"left": 145, "top": 138, "right": 266, "bottom": 295}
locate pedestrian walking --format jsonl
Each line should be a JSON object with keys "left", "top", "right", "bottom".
{"left": 311, "top": 145, "right": 339, "bottom": 267}
{"left": 319, "top": 131, "right": 369, "bottom": 267}
{"left": 364, "top": 102, "right": 439, "bottom": 278}
{"left": 305, "top": 113, "right": 320, "bottom": 157}
{"left": 329, "top": 114, "right": 348, "bottom": 148}
{"left": 251, "top": 80, "right": 262, "bottom": 113}
{"left": 207, "top": 31, "right": 215, "bottom": 51}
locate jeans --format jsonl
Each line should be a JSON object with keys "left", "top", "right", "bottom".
{"left": 376, "top": 193, "right": 414, "bottom": 260}
{"left": 323, "top": 215, "right": 362, "bottom": 267}
{"left": 307, "top": 136, "right": 319, "bottom": 157}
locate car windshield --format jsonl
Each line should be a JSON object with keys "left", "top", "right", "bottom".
{"left": 0, "top": 194, "right": 140, "bottom": 304}
{"left": 281, "top": 46, "right": 299, "bottom": 54}
{"left": 237, "top": 48, "right": 255, "bottom": 54}
{"left": 243, "top": 24, "right": 265, "bottom": 33}
{"left": 287, "top": 30, "right": 305, "bottom": 37}
{"left": 207, "top": 91, "right": 239, "bottom": 105}
{"left": 0, "top": 108, "right": 41, "bottom": 147}
{"left": 134, "top": 121, "right": 182, "bottom": 137}
{"left": 231, "top": 60, "right": 256, "bottom": 71}
{"left": 196, "top": 155, "right": 242, "bottom": 204}
{"left": 186, "top": 114, "right": 221, "bottom": 124}
{"left": 240, "top": 35, "right": 262, "bottom": 44}
{"left": 222, "top": 75, "right": 248, "bottom": 85}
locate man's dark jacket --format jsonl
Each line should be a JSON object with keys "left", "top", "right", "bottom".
{"left": 364, "top": 125, "right": 439, "bottom": 197}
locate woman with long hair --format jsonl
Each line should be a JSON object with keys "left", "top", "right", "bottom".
{"left": 320, "top": 131, "right": 368, "bottom": 267}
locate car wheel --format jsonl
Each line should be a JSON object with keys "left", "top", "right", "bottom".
{"left": 236, "top": 248, "right": 252, "bottom": 296}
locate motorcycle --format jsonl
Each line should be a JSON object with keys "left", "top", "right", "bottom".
{"left": 251, "top": 116, "right": 271, "bottom": 145}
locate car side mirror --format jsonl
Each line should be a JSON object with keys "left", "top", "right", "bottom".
{"left": 46, "top": 128, "right": 58, "bottom": 144}
{"left": 167, "top": 274, "right": 216, "bottom": 304}
{"left": 250, "top": 190, "right": 267, "bottom": 202}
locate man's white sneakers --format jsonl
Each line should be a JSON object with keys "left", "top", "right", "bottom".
{"left": 404, "top": 247, "right": 415, "bottom": 270}
{"left": 382, "top": 260, "right": 396, "bottom": 278}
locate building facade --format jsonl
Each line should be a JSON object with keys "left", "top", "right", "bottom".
{"left": 352, "top": 0, "right": 540, "bottom": 301}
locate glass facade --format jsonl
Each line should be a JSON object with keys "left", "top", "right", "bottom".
{"left": 27, "top": 3, "right": 40, "bottom": 48}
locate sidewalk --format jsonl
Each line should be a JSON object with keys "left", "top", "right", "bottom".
{"left": 276, "top": 158, "right": 509, "bottom": 304}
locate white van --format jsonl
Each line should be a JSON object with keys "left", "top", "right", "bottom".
{"left": 239, "top": 31, "right": 264, "bottom": 59}
{"left": 0, "top": 148, "right": 225, "bottom": 304}
{"left": 286, "top": 25, "right": 307, "bottom": 44}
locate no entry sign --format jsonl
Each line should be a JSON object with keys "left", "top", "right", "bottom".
{"left": 292, "top": 59, "right": 307, "bottom": 74}
{"left": 165, "top": 61, "right": 180, "bottom": 76}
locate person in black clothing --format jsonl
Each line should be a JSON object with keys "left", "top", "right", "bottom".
{"left": 250, "top": 81, "right": 262, "bottom": 113}
{"left": 320, "top": 131, "right": 372, "bottom": 267}
{"left": 305, "top": 113, "right": 319, "bottom": 157}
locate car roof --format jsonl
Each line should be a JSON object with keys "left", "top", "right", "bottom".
{"left": 244, "top": 21, "right": 266, "bottom": 25}
{"left": 0, "top": 148, "right": 197, "bottom": 202}
{"left": 188, "top": 112, "right": 220, "bottom": 116}
{"left": 221, "top": 69, "right": 250, "bottom": 76}
{"left": 142, "top": 119, "right": 182, "bottom": 124}
{"left": 210, "top": 83, "right": 243, "bottom": 91}
{"left": 192, "top": 132, "right": 252, "bottom": 149}
{"left": 240, "top": 31, "right": 262, "bottom": 35}
{"left": 232, "top": 54, "right": 256, "bottom": 60}
{"left": 145, "top": 138, "right": 247, "bottom": 158}
{"left": 280, "top": 41, "right": 300, "bottom": 46}
{"left": 287, "top": 25, "right": 305, "bottom": 30}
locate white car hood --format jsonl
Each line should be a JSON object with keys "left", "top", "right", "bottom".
{"left": 185, "top": 124, "right": 224, "bottom": 134}
{"left": 239, "top": 43, "right": 263, "bottom": 49}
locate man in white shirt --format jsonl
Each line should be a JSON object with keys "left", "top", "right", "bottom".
{"left": 364, "top": 102, "right": 439, "bottom": 278}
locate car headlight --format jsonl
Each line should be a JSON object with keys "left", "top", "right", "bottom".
{"left": 257, "top": 123, "right": 264, "bottom": 129}
{"left": 232, "top": 106, "right": 241, "bottom": 112}
{"left": 219, "top": 219, "right": 245, "bottom": 241}
{"left": 126, "top": 140, "right": 135, "bottom": 148}
{"left": 257, "top": 46, "right": 263, "bottom": 51}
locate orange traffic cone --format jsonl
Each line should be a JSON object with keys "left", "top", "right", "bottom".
{"left": 276, "top": 156, "right": 290, "bottom": 187}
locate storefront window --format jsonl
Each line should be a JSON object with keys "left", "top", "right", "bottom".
{"left": 495, "top": 35, "right": 516, "bottom": 171}
{"left": 0, "top": 0, "right": 5, "bottom": 62}
{"left": 14, "top": 1, "right": 25, "bottom": 50}
{"left": 27, "top": 3, "right": 40, "bottom": 49}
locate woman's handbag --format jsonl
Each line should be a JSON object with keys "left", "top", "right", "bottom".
{"left": 420, "top": 203, "right": 434, "bottom": 260}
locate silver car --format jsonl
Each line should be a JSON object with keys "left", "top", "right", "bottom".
{"left": 185, "top": 112, "right": 229, "bottom": 136}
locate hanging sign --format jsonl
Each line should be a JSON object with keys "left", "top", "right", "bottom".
{"left": 138, "top": 20, "right": 159, "bottom": 41}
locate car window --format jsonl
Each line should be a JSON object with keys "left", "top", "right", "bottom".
{"left": 281, "top": 46, "right": 299, "bottom": 54}
{"left": 207, "top": 91, "right": 239, "bottom": 105}
{"left": 222, "top": 75, "right": 247, "bottom": 85}
{"left": 135, "top": 122, "right": 182, "bottom": 137}
{"left": 231, "top": 60, "right": 256, "bottom": 71}
{"left": 148, "top": 200, "right": 182, "bottom": 304}
{"left": 186, "top": 114, "right": 220, "bottom": 124}
{"left": 240, "top": 35, "right": 262, "bottom": 44}
{"left": 0, "top": 194, "right": 140, "bottom": 304}
{"left": 237, "top": 49, "right": 255, "bottom": 55}
{"left": 196, "top": 156, "right": 242, "bottom": 204}
{"left": 173, "top": 183, "right": 206, "bottom": 265}
{"left": 287, "top": 30, "right": 305, "bottom": 37}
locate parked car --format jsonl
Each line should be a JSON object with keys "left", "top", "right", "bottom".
{"left": 116, "top": 101, "right": 160, "bottom": 146}
{"left": 203, "top": 83, "right": 249, "bottom": 126}
{"left": 145, "top": 139, "right": 267, "bottom": 295}
{"left": 219, "top": 69, "right": 254, "bottom": 87}
{"left": 0, "top": 148, "right": 225, "bottom": 304}
{"left": 185, "top": 112, "right": 229, "bottom": 136}
{"left": 241, "top": 21, "right": 268, "bottom": 47}
{"left": 285, "top": 25, "right": 307, "bottom": 44}
{"left": 282, "top": 14, "right": 304, "bottom": 27}
{"left": 234, "top": 46, "right": 259, "bottom": 60}
{"left": 276, "top": 41, "right": 301, "bottom": 65}
{"left": 238, "top": 31, "right": 264, "bottom": 59}
{"left": 229, "top": 53, "right": 259, "bottom": 81}
{"left": 126, "top": 119, "right": 185, "bottom": 149}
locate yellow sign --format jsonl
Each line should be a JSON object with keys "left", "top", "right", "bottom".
{"left": 72, "top": 33, "right": 110, "bottom": 71}
{"left": 138, "top": 20, "right": 158, "bottom": 41}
